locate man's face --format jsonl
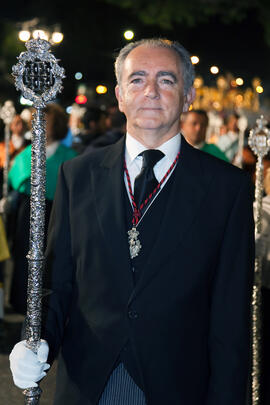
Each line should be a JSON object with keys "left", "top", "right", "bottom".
{"left": 227, "top": 115, "right": 239, "bottom": 133}
{"left": 115, "top": 45, "right": 193, "bottom": 143}
{"left": 181, "top": 112, "right": 208, "bottom": 146}
{"left": 10, "top": 115, "right": 24, "bottom": 136}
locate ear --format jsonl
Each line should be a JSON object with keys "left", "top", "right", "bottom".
{"left": 183, "top": 87, "right": 196, "bottom": 112}
{"left": 115, "top": 85, "right": 124, "bottom": 112}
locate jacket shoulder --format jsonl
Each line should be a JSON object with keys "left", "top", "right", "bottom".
{"left": 61, "top": 143, "right": 116, "bottom": 176}
{"left": 187, "top": 140, "right": 252, "bottom": 189}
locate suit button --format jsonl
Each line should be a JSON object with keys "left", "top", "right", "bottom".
{"left": 128, "top": 310, "right": 139, "bottom": 319}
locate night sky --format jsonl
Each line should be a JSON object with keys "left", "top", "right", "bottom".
{"left": 1, "top": 1, "right": 270, "bottom": 107}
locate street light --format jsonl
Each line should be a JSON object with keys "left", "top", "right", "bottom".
{"left": 96, "top": 85, "right": 108, "bottom": 95}
{"left": 18, "top": 30, "right": 31, "bottom": 42}
{"left": 124, "top": 30, "right": 134, "bottom": 40}
{"left": 32, "top": 29, "right": 49, "bottom": 41}
{"left": 51, "top": 31, "right": 64, "bottom": 44}
{"left": 75, "top": 72, "right": 83, "bottom": 80}
{"left": 210, "top": 66, "right": 219, "bottom": 74}
{"left": 256, "top": 86, "right": 264, "bottom": 94}
{"left": 191, "top": 56, "right": 199, "bottom": 65}
{"left": 18, "top": 24, "right": 64, "bottom": 45}
{"left": 236, "top": 77, "right": 244, "bottom": 86}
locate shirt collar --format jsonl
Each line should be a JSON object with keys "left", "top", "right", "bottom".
{"left": 125, "top": 132, "right": 181, "bottom": 166}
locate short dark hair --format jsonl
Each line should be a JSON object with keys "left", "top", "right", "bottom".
{"left": 191, "top": 109, "right": 209, "bottom": 124}
{"left": 82, "top": 107, "right": 103, "bottom": 128}
{"left": 115, "top": 38, "right": 195, "bottom": 96}
{"left": 110, "top": 111, "right": 126, "bottom": 128}
{"left": 181, "top": 109, "right": 208, "bottom": 125}
{"left": 224, "top": 112, "right": 239, "bottom": 125}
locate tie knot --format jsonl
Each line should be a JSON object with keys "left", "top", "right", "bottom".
{"left": 140, "top": 149, "right": 164, "bottom": 169}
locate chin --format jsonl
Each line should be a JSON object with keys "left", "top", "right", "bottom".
{"left": 136, "top": 118, "right": 162, "bottom": 130}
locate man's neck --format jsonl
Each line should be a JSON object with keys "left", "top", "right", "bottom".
{"left": 127, "top": 128, "right": 180, "bottom": 149}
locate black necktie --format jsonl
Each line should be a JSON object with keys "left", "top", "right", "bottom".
{"left": 134, "top": 149, "right": 164, "bottom": 210}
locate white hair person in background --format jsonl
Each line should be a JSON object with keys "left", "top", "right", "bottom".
{"left": 255, "top": 168, "right": 270, "bottom": 286}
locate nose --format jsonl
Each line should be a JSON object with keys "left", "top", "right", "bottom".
{"left": 144, "top": 80, "right": 159, "bottom": 99}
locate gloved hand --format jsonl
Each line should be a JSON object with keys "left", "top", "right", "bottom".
{"left": 9, "top": 339, "right": 50, "bottom": 389}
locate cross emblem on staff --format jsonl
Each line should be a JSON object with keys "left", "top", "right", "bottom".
{"left": 23, "top": 60, "right": 55, "bottom": 94}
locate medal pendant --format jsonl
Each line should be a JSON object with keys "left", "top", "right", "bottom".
{"left": 127, "top": 227, "right": 142, "bottom": 259}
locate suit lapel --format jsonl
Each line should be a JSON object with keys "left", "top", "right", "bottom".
{"left": 129, "top": 136, "right": 214, "bottom": 303}
{"left": 91, "top": 137, "right": 134, "bottom": 300}
{"left": 91, "top": 135, "right": 215, "bottom": 305}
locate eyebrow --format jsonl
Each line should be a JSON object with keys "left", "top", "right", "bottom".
{"left": 128, "top": 70, "right": 178, "bottom": 82}
{"left": 157, "top": 71, "right": 178, "bottom": 82}
{"left": 128, "top": 71, "right": 146, "bottom": 81}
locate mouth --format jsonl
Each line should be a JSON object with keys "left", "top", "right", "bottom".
{"left": 139, "top": 107, "right": 162, "bottom": 111}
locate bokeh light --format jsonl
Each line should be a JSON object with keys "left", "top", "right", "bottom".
{"left": 96, "top": 85, "right": 108, "bottom": 94}
{"left": 124, "top": 30, "right": 134, "bottom": 40}
{"left": 210, "top": 66, "right": 219, "bottom": 74}
{"left": 191, "top": 56, "right": 199, "bottom": 65}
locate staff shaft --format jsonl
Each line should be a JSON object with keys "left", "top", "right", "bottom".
{"left": 24, "top": 107, "right": 46, "bottom": 404}
{"left": 252, "top": 156, "right": 264, "bottom": 405}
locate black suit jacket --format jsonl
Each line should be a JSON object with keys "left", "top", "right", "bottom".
{"left": 42, "top": 135, "right": 254, "bottom": 405}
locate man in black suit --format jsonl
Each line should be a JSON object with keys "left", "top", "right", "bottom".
{"left": 10, "top": 38, "right": 254, "bottom": 405}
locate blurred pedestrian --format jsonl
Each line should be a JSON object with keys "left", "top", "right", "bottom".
{"left": 216, "top": 112, "right": 239, "bottom": 162}
{"left": 72, "top": 106, "right": 104, "bottom": 154}
{"left": 0, "top": 114, "right": 30, "bottom": 172}
{"left": 181, "top": 109, "right": 229, "bottom": 162}
{"left": 85, "top": 109, "right": 126, "bottom": 151}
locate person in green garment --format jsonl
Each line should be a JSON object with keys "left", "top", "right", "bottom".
{"left": 7, "top": 103, "right": 77, "bottom": 314}
{"left": 181, "top": 109, "right": 229, "bottom": 162}
{"left": 8, "top": 103, "right": 77, "bottom": 200}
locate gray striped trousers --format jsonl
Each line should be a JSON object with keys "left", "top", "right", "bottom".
{"left": 98, "top": 363, "right": 146, "bottom": 405}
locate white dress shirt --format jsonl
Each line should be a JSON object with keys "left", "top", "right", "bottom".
{"left": 124, "top": 133, "right": 181, "bottom": 202}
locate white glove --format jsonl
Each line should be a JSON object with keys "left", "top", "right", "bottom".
{"left": 9, "top": 339, "right": 50, "bottom": 389}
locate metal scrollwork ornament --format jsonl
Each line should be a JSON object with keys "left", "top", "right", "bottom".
{"left": 12, "top": 38, "right": 65, "bottom": 108}
{"left": 12, "top": 38, "right": 65, "bottom": 405}
{"left": 248, "top": 115, "right": 270, "bottom": 405}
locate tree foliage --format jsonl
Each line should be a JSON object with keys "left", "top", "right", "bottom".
{"left": 100, "top": 0, "right": 270, "bottom": 46}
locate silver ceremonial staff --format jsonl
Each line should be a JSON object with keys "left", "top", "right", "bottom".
{"left": 0, "top": 100, "right": 15, "bottom": 221}
{"left": 248, "top": 115, "right": 270, "bottom": 405}
{"left": 12, "top": 38, "right": 65, "bottom": 404}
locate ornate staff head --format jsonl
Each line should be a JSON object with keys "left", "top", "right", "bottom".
{"left": 248, "top": 115, "right": 270, "bottom": 159}
{"left": 249, "top": 115, "right": 270, "bottom": 236}
{"left": 12, "top": 38, "right": 65, "bottom": 108}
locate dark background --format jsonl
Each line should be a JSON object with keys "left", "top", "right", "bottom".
{"left": 1, "top": 0, "right": 269, "bottom": 110}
